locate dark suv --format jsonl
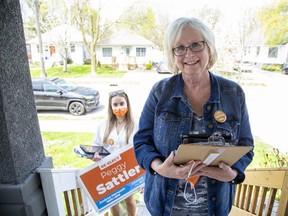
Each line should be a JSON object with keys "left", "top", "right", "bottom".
{"left": 32, "top": 77, "right": 100, "bottom": 116}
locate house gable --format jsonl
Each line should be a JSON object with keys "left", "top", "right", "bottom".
{"left": 96, "top": 30, "right": 158, "bottom": 69}
{"left": 97, "top": 30, "right": 154, "bottom": 46}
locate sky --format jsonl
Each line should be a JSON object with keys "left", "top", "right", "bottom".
{"left": 98, "top": 0, "right": 277, "bottom": 47}
{"left": 100, "top": 0, "right": 276, "bottom": 22}
{"left": 21, "top": 0, "right": 278, "bottom": 27}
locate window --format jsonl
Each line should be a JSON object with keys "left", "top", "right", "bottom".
{"left": 136, "top": 48, "right": 146, "bottom": 57}
{"left": 32, "top": 83, "right": 43, "bottom": 91}
{"left": 256, "top": 46, "right": 260, "bottom": 56}
{"left": 268, "top": 47, "right": 278, "bottom": 58}
{"left": 70, "top": 44, "right": 75, "bottom": 53}
{"left": 43, "top": 84, "right": 60, "bottom": 92}
{"left": 102, "top": 48, "right": 112, "bottom": 57}
{"left": 124, "top": 47, "right": 131, "bottom": 56}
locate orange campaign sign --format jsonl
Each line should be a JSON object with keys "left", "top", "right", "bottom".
{"left": 77, "top": 144, "right": 146, "bottom": 213}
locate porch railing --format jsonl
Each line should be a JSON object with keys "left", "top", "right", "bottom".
{"left": 230, "top": 168, "right": 288, "bottom": 216}
{"left": 37, "top": 168, "right": 108, "bottom": 216}
{"left": 38, "top": 168, "right": 288, "bottom": 216}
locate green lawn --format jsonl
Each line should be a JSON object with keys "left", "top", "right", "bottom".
{"left": 42, "top": 132, "right": 95, "bottom": 169}
{"left": 30, "top": 64, "right": 126, "bottom": 78}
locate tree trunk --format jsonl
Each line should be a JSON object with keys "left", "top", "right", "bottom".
{"left": 35, "top": 0, "right": 46, "bottom": 77}
{"left": 90, "top": 49, "right": 97, "bottom": 75}
{"left": 63, "top": 48, "right": 68, "bottom": 72}
{"left": 63, "top": 59, "right": 68, "bottom": 72}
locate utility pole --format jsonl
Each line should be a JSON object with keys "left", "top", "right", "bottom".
{"left": 34, "top": 0, "right": 47, "bottom": 77}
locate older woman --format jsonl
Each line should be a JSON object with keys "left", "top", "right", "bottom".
{"left": 134, "top": 17, "right": 254, "bottom": 216}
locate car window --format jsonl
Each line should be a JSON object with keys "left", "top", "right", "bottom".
{"left": 54, "top": 79, "right": 77, "bottom": 91}
{"left": 43, "top": 84, "right": 60, "bottom": 92}
{"left": 32, "top": 83, "right": 43, "bottom": 91}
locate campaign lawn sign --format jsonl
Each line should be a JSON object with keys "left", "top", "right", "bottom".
{"left": 77, "top": 144, "right": 146, "bottom": 213}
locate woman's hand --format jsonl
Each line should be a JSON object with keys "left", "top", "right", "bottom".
{"left": 151, "top": 152, "right": 206, "bottom": 179}
{"left": 91, "top": 152, "right": 102, "bottom": 162}
{"left": 197, "top": 162, "right": 238, "bottom": 182}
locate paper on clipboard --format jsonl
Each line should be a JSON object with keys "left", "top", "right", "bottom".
{"left": 173, "top": 144, "right": 252, "bottom": 166}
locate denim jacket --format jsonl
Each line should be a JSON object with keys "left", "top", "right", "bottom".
{"left": 134, "top": 72, "right": 254, "bottom": 216}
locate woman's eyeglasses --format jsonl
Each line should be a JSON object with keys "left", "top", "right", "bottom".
{"left": 172, "top": 41, "right": 206, "bottom": 56}
{"left": 109, "top": 90, "right": 126, "bottom": 97}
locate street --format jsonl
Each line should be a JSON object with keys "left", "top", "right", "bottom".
{"left": 38, "top": 69, "right": 288, "bottom": 154}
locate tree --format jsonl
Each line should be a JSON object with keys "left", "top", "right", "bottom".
{"left": 117, "top": 4, "right": 170, "bottom": 53}
{"left": 127, "top": 7, "right": 156, "bottom": 44}
{"left": 237, "top": 9, "right": 258, "bottom": 61}
{"left": 259, "top": 0, "right": 288, "bottom": 45}
{"left": 197, "top": 5, "right": 221, "bottom": 31}
{"left": 151, "top": 14, "right": 170, "bottom": 51}
{"left": 43, "top": 1, "right": 76, "bottom": 72}
{"left": 72, "top": 0, "right": 114, "bottom": 74}
{"left": 23, "top": 0, "right": 75, "bottom": 73}
{"left": 23, "top": 0, "right": 51, "bottom": 39}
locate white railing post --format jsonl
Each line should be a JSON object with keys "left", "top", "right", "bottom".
{"left": 37, "top": 168, "right": 79, "bottom": 216}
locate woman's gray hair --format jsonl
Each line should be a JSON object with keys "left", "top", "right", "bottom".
{"left": 164, "top": 17, "right": 218, "bottom": 74}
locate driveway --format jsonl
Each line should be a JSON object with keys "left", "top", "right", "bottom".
{"left": 38, "top": 69, "right": 288, "bottom": 154}
{"left": 243, "top": 70, "right": 288, "bottom": 154}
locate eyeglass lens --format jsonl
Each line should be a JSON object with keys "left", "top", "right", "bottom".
{"left": 173, "top": 41, "right": 205, "bottom": 56}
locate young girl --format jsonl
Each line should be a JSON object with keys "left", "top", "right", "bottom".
{"left": 92, "top": 90, "right": 138, "bottom": 216}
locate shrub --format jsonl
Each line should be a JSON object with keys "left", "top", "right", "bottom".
{"left": 261, "top": 64, "right": 281, "bottom": 71}
{"left": 262, "top": 148, "right": 288, "bottom": 167}
{"left": 67, "top": 57, "right": 73, "bottom": 64}
{"left": 145, "top": 61, "right": 152, "bottom": 70}
{"left": 83, "top": 59, "right": 91, "bottom": 65}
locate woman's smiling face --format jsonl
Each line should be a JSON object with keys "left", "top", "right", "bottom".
{"left": 173, "top": 26, "right": 210, "bottom": 76}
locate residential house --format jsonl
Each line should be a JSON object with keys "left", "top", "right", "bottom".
{"left": 26, "top": 26, "right": 160, "bottom": 70}
{"left": 240, "top": 30, "right": 288, "bottom": 67}
{"left": 96, "top": 30, "right": 160, "bottom": 70}
{"left": 27, "top": 25, "right": 87, "bottom": 66}
{"left": 243, "top": 43, "right": 288, "bottom": 67}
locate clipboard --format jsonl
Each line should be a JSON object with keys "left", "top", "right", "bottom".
{"left": 173, "top": 144, "right": 252, "bottom": 166}
{"left": 174, "top": 132, "right": 251, "bottom": 166}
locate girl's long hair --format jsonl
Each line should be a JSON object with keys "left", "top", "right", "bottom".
{"left": 103, "top": 90, "right": 134, "bottom": 144}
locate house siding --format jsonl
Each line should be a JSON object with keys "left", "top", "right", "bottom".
{"left": 243, "top": 44, "right": 288, "bottom": 65}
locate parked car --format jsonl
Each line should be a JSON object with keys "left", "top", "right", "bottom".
{"left": 32, "top": 77, "right": 100, "bottom": 116}
{"left": 233, "top": 61, "right": 253, "bottom": 73}
{"left": 156, "top": 61, "right": 173, "bottom": 74}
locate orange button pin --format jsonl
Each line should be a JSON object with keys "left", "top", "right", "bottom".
{"left": 214, "top": 110, "right": 227, "bottom": 123}
{"left": 107, "top": 139, "right": 114, "bottom": 145}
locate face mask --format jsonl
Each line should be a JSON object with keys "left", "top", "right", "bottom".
{"left": 113, "top": 107, "right": 128, "bottom": 117}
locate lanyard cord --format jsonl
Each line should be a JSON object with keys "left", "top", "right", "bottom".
{"left": 183, "top": 161, "right": 198, "bottom": 203}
